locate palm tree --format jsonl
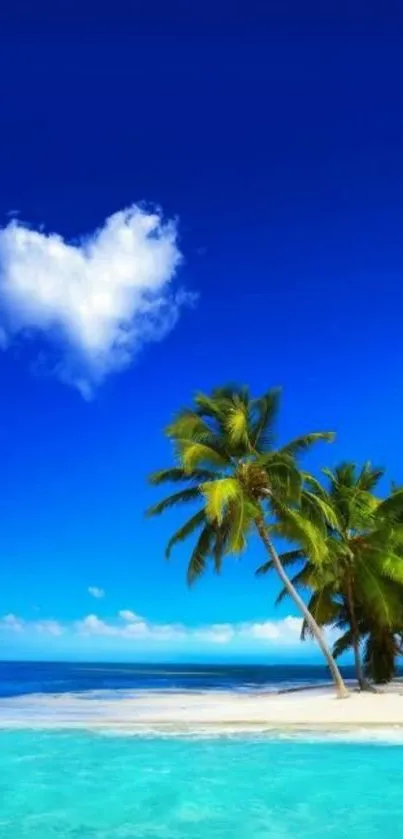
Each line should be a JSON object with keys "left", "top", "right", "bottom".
{"left": 363, "top": 625, "right": 403, "bottom": 684}
{"left": 147, "top": 385, "right": 349, "bottom": 698}
{"left": 333, "top": 597, "right": 403, "bottom": 684}
{"left": 260, "top": 463, "right": 403, "bottom": 689}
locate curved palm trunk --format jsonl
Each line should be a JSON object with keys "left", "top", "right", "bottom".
{"left": 345, "top": 585, "right": 376, "bottom": 692}
{"left": 255, "top": 519, "right": 349, "bottom": 699}
{"left": 352, "top": 637, "right": 368, "bottom": 691}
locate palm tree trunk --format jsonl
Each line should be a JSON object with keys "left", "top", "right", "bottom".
{"left": 345, "top": 584, "right": 374, "bottom": 692}
{"left": 255, "top": 519, "right": 349, "bottom": 699}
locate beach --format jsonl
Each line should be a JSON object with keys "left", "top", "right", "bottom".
{"left": 2, "top": 683, "right": 403, "bottom": 733}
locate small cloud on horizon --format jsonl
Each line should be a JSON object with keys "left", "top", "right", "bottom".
{"left": 0, "top": 205, "right": 193, "bottom": 397}
{"left": 88, "top": 586, "right": 105, "bottom": 599}
{"left": 0, "top": 613, "right": 63, "bottom": 637}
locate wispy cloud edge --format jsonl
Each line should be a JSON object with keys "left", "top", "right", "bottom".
{"left": 88, "top": 586, "right": 105, "bottom": 599}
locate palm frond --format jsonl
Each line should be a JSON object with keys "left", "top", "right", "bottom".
{"left": 280, "top": 431, "right": 335, "bottom": 458}
{"left": 227, "top": 497, "right": 259, "bottom": 554}
{"left": 255, "top": 548, "right": 305, "bottom": 576}
{"left": 275, "top": 565, "right": 312, "bottom": 605}
{"left": 333, "top": 462, "right": 356, "bottom": 488}
{"left": 211, "top": 384, "right": 250, "bottom": 405}
{"left": 187, "top": 525, "right": 214, "bottom": 585}
{"left": 211, "top": 516, "right": 232, "bottom": 573}
{"left": 149, "top": 467, "right": 218, "bottom": 486}
{"left": 357, "top": 462, "right": 385, "bottom": 492}
{"left": 358, "top": 565, "right": 401, "bottom": 627}
{"left": 300, "top": 490, "right": 339, "bottom": 534}
{"left": 302, "top": 587, "right": 339, "bottom": 638}
{"left": 226, "top": 399, "right": 250, "bottom": 447}
{"left": 377, "top": 490, "right": 403, "bottom": 525}
{"left": 146, "top": 486, "right": 201, "bottom": 517}
{"left": 250, "top": 388, "right": 281, "bottom": 450}
{"left": 270, "top": 498, "right": 328, "bottom": 565}
{"left": 258, "top": 452, "right": 301, "bottom": 502}
{"left": 201, "top": 478, "right": 240, "bottom": 524}
{"left": 166, "top": 411, "right": 221, "bottom": 448}
{"left": 165, "top": 509, "right": 206, "bottom": 558}
{"left": 194, "top": 391, "right": 228, "bottom": 425}
{"left": 301, "top": 473, "right": 329, "bottom": 499}
{"left": 333, "top": 628, "right": 354, "bottom": 659}
{"left": 369, "top": 550, "right": 403, "bottom": 586}
{"left": 175, "top": 439, "right": 230, "bottom": 472}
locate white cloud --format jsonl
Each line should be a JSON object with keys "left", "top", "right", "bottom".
{"left": 0, "top": 609, "right": 308, "bottom": 648}
{"left": 77, "top": 614, "right": 119, "bottom": 636}
{"left": 118, "top": 609, "right": 142, "bottom": 623}
{"left": 0, "top": 614, "right": 63, "bottom": 636}
{"left": 121, "top": 620, "right": 150, "bottom": 638}
{"left": 0, "top": 205, "right": 189, "bottom": 396}
{"left": 0, "top": 613, "right": 25, "bottom": 633}
{"left": 34, "top": 619, "right": 64, "bottom": 637}
{"left": 88, "top": 586, "right": 105, "bottom": 599}
{"left": 195, "top": 623, "right": 235, "bottom": 644}
{"left": 246, "top": 616, "right": 302, "bottom": 641}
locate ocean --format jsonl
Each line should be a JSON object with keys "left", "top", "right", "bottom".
{"left": 0, "top": 660, "right": 358, "bottom": 697}
{"left": 1, "top": 661, "right": 402, "bottom": 838}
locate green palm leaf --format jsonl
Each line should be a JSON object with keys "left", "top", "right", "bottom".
{"left": 270, "top": 498, "right": 328, "bottom": 564}
{"left": 357, "top": 462, "right": 385, "bottom": 491}
{"left": 166, "top": 411, "right": 222, "bottom": 448}
{"left": 149, "top": 467, "right": 218, "bottom": 486}
{"left": 175, "top": 439, "right": 230, "bottom": 472}
{"left": 302, "top": 587, "right": 339, "bottom": 638}
{"left": 226, "top": 399, "right": 250, "bottom": 446}
{"left": 275, "top": 565, "right": 312, "bottom": 605}
{"left": 280, "top": 431, "right": 335, "bottom": 457}
{"left": 165, "top": 510, "right": 206, "bottom": 558}
{"left": 255, "top": 547, "right": 305, "bottom": 576}
{"left": 146, "top": 486, "right": 201, "bottom": 517}
{"left": 333, "top": 629, "right": 354, "bottom": 659}
{"left": 201, "top": 478, "right": 240, "bottom": 524}
{"left": 300, "top": 490, "right": 339, "bottom": 533}
{"left": 250, "top": 388, "right": 281, "bottom": 450}
{"left": 187, "top": 525, "right": 214, "bottom": 585}
{"left": 377, "top": 490, "right": 403, "bottom": 524}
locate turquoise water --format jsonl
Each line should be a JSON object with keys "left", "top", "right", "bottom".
{"left": 1, "top": 730, "right": 402, "bottom": 838}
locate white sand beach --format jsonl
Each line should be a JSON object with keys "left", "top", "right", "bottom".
{"left": 2, "top": 684, "right": 403, "bottom": 732}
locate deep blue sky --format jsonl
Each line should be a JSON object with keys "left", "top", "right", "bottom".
{"left": 1, "top": 4, "right": 403, "bottom": 660}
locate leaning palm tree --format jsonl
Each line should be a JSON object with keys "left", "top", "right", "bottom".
{"left": 147, "top": 385, "right": 349, "bottom": 698}
{"left": 260, "top": 463, "right": 403, "bottom": 689}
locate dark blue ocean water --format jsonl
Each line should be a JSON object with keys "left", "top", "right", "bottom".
{"left": 0, "top": 660, "right": 357, "bottom": 697}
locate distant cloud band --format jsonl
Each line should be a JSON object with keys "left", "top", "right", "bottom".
{"left": 0, "top": 610, "right": 306, "bottom": 648}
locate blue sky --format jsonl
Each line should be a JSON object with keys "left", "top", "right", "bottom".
{"left": 1, "top": 5, "right": 403, "bottom": 661}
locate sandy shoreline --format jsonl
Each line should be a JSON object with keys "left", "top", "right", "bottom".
{"left": 1, "top": 684, "right": 403, "bottom": 732}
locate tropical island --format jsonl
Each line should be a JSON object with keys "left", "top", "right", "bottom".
{"left": 143, "top": 383, "right": 403, "bottom": 726}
